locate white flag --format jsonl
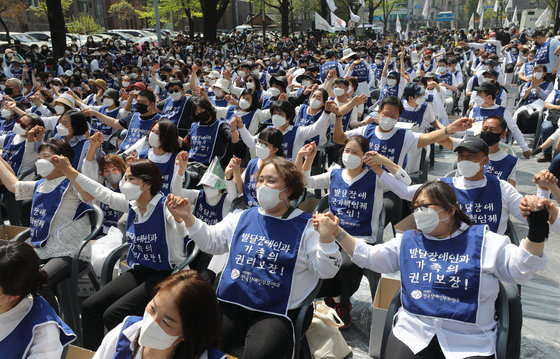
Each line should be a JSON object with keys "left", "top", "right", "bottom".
{"left": 396, "top": 15, "right": 402, "bottom": 33}
{"left": 315, "top": 12, "right": 334, "bottom": 32}
{"left": 331, "top": 12, "right": 347, "bottom": 29}
{"left": 506, "top": 0, "right": 513, "bottom": 10}
{"left": 469, "top": 13, "right": 474, "bottom": 30}
{"left": 349, "top": 6, "right": 361, "bottom": 23}
{"left": 405, "top": 22, "right": 410, "bottom": 41}
{"left": 479, "top": 12, "right": 484, "bottom": 30}
{"left": 326, "top": 0, "right": 337, "bottom": 12}
{"left": 359, "top": 0, "right": 366, "bottom": 7}
{"left": 512, "top": 6, "right": 517, "bottom": 24}
{"left": 535, "top": 8, "right": 550, "bottom": 28}
{"left": 493, "top": 0, "right": 499, "bottom": 12}
{"left": 422, "top": 0, "right": 429, "bottom": 18}
{"left": 503, "top": 17, "right": 509, "bottom": 28}
{"left": 476, "top": 0, "right": 484, "bottom": 15}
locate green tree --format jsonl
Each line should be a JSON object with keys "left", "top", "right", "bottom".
{"left": 30, "top": 0, "right": 73, "bottom": 18}
{"left": 136, "top": 0, "right": 202, "bottom": 38}
{"left": 108, "top": 0, "right": 136, "bottom": 23}
{"left": 67, "top": 13, "right": 103, "bottom": 34}
{"left": 264, "top": 0, "right": 292, "bottom": 36}
{"left": 0, "top": 0, "right": 29, "bottom": 42}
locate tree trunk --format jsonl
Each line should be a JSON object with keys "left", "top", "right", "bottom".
{"left": 369, "top": 0, "right": 374, "bottom": 24}
{"left": 281, "top": 0, "right": 289, "bottom": 37}
{"left": 320, "top": 0, "right": 328, "bottom": 20}
{"left": 183, "top": 3, "right": 195, "bottom": 40}
{"left": 46, "top": 0, "right": 66, "bottom": 59}
{"left": 382, "top": 0, "right": 387, "bottom": 34}
{"left": 0, "top": 17, "right": 11, "bottom": 45}
{"left": 555, "top": 0, "right": 560, "bottom": 34}
{"left": 201, "top": 0, "right": 230, "bottom": 42}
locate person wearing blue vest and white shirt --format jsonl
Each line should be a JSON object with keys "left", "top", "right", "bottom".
{"left": 468, "top": 81, "right": 532, "bottom": 159}
{"left": 467, "top": 71, "right": 507, "bottom": 110}
{"left": 52, "top": 158, "right": 190, "bottom": 350}
{"left": 313, "top": 180, "right": 549, "bottom": 359}
{"left": 0, "top": 113, "right": 43, "bottom": 178}
{"left": 0, "top": 241, "right": 76, "bottom": 358}
{"left": 460, "top": 32, "right": 503, "bottom": 57}
{"left": 377, "top": 48, "right": 407, "bottom": 104}
{"left": 517, "top": 49, "right": 536, "bottom": 83}
{"left": 479, "top": 115, "right": 518, "bottom": 187}
{"left": 0, "top": 138, "right": 92, "bottom": 311}
{"left": 423, "top": 73, "right": 449, "bottom": 126}
{"left": 296, "top": 136, "right": 411, "bottom": 328}
{"left": 435, "top": 58, "right": 458, "bottom": 115}
{"left": 342, "top": 49, "right": 374, "bottom": 114}
{"left": 514, "top": 65, "right": 554, "bottom": 135}
{"left": 535, "top": 86, "right": 560, "bottom": 162}
{"left": 78, "top": 88, "right": 129, "bottom": 141}
{"left": 236, "top": 99, "right": 334, "bottom": 161}
{"left": 215, "top": 88, "right": 270, "bottom": 135}
{"left": 293, "top": 88, "right": 331, "bottom": 146}
{"left": 53, "top": 110, "right": 95, "bottom": 171}
{"left": 319, "top": 50, "right": 344, "bottom": 83}
{"left": 532, "top": 30, "right": 560, "bottom": 74}
{"left": 229, "top": 126, "right": 284, "bottom": 208}
{"left": 92, "top": 270, "right": 228, "bottom": 359}
{"left": 165, "top": 157, "right": 341, "bottom": 359}
{"left": 26, "top": 92, "right": 76, "bottom": 134}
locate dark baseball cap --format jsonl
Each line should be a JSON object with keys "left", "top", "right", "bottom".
{"left": 403, "top": 82, "right": 425, "bottom": 99}
{"left": 482, "top": 69, "right": 499, "bottom": 78}
{"left": 454, "top": 136, "right": 489, "bottom": 156}
{"left": 474, "top": 81, "right": 499, "bottom": 94}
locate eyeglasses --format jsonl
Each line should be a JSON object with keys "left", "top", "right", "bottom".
{"left": 411, "top": 203, "right": 438, "bottom": 211}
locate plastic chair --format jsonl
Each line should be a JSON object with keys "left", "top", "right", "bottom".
{"left": 532, "top": 107, "right": 545, "bottom": 151}
{"left": 104, "top": 129, "right": 127, "bottom": 154}
{"left": 229, "top": 195, "right": 247, "bottom": 213}
{"left": 379, "top": 281, "right": 509, "bottom": 359}
{"left": 294, "top": 279, "right": 323, "bottom": 359}
{"left": 12, "top": 204, "right": 104, "bottom": 344}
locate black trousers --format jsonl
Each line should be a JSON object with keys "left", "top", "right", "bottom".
{"left": 220, "top": 301, "right": 311, "bottom": 359}
{"left": 386, "top": 332, "right": 494, "bottom": 359}
{"left": 81, "top": 267, "right": 171, "bottom": 350}
{"left": 318, "top": 249, "right": 363, "bottom": 309}
{"left": 38, "top": 256, "right": 74, "bottom": 311}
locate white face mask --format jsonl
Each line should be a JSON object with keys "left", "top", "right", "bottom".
{"left": 255, "top": 142, "right": 271, "bottom": 160}
{"left": 138, "top": 310, "right": 180, "bottom": 350}
{"left": 237, "top": 71, "right": 246, "bottom": 78}
{"left": 272, "top": 114, "right": 286, "bottom": 127}
{"left": 342, "top": 153, "right": 362, "bottom": 170}
{"left": 333, "top": 87, "right": 346, "bottom": 97}
{"left": 253, "top": 69, "right": 260, "bottom": 76}
{"left": 387, "top": 79, "right": 397, "bottom": 87}
{"left": 203, "top": 185, "right": 221, "bottom": 201}
{"left": 474, "top": 95, "right": 485, "bottom": 107}
{"left": 534, "top": 72, "right": 543, "bottom": 80}
{"left": 1, "top": 109, "right": 11, "bottom": 118}
{"left": 102, "top": 98, "right": 114, "bottom": 107}
{"left": 105, "top": 173, "right": 122, "bottom": 186}
{"left": 213, "top": 88, "right": 224, "bottom": 98}
{"left": 438, "top": 66, "right": 446, "bottom": 73}
{"left": 309, "top": 98, "right": 322, "bottom": 109}
{"left": 239, "top": 98, "right": 250, "bottom": 110}
{"left": 375, "top": 59, "right": 383, "bottom": 65}
{"left": 56, "top": 123, "right": 70, "bottom": 136}
{"left": 482, "top": 77, "right": 492, "bottom": 82}
{"left": 424, "top": 61, "right": 431, "bottom": 66}
{"left": 148, "top": 132, "right": 160, "bottom": 147}
{"left": 269, "top": 87, "right": 281, "bottom": 97}
{"left": 13, "top": 123, "right": 26, "bottom": 136}
{"left": 378, "top": 116, "right": 397, "bottom": 131}
{"left": 0, "top": 84, "right": 5, "bottom": 90}
{"left": 489, "top": 37, "right": 496, "bottom": 41}
{"left": 457, "top": 159, "right": 483, "bottom": 178}
{"left": 55, "top": 105, "right": 66, "bottom": 115}
{"left": 36, "top": 159, "right": 55, "bottom": 177}
{"left": 169, "top": 92, "right": 182, "bottom": 102}
{"left": 53, "top": 85, "right": 61, "bottom": 92}
{"left": 413, "top": 207, "right": 449, "bottom": 235}
{"left": 120, "top": 181, "right": 145, "bottom": 201}
{"left": 122, "top": 81, "right": 130, "bottom": 88}
{"left": 256, "top": 185, "right": 286, "bottom": 211}
{"left": 415, "top": 95, "right": 426, "bottom": 106}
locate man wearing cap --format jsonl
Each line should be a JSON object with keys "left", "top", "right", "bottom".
{"left": 371, "top": 53, "right": 385, "bottom": 84}
{"left": 378, "top": 48, "right": 407, "bottom": 104}
{"left": 468, "top": 71, "right": 506, "bottom": 109}
{"left": 400, "top": 82, "right": 440, "bottom": 132}
{"left": 423, "top": 72, "right": 448, "bottom": 125}
{"left": 84, "top": 79, "right": 106, "bottom": 107}
{"left": 436, "top": 58, "right": 458, "bottom": 115}
{"left": 416, "top": 50, "right": 435, "bottom": 76}
{"left": 319, "top": 50, "right": 343, "bottom": 83}
{"left": 469, "top": 81, "right": 531, "bottom": 158}
{"left": 460, "top": 31, "right": 503, "bottom": 56}
{"left": 343, "top": 49, "right": 374, "bottom": 101}
{"left": 159, "top": 79, "right": 191, "bottom": 129}
{"left": 210, "top": 78, "right": 230, "bottom": 108}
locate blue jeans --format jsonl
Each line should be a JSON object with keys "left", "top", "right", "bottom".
{"left": 540, "top": 120, "right": 557, "bottom": 155}
{"left": 549, "top": 152, "right": 560, "bottom": 178}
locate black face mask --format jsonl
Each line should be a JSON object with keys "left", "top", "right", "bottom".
{"left": 4, "top": 87, "right": 13, "bottom": 96}
{"left": 160, "top": 74, "right": 168, "bottom": 81}
{"left": 193, "top": 111, "right": 210, "bottom": 123}
{"left": 136, "top": 103, "right": 149, "bottom": 115}
{"left": 480, "top": 131, "right": 502, "bottom": 146}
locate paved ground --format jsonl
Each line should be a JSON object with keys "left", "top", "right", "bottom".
{"left": 339, "top": 144, "right": 560, "bottom": 358}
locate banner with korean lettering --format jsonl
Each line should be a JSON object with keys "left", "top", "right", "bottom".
{"left": 217, "top": 208, "right": 311, "bottom": 317}
{"left": 399, "top": 225, "right": 485, "bottom": 323}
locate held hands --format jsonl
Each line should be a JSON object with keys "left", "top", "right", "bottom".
{"left": 298, "top": 141, "right": 317, "bottom": 159}
{"left": 126, "top": 151, "right": 138, "bottom": 165}
{"left": 352, "top": 94, "right": 368, "bottom": 106}
{"left": 49, "top": 155, "right": 72, "bottom": 174}
{"left": 533, "top": 169, "right": 558, "bottom": 190}
{"left": 165, "top": 194, "right": 193, "bottom": 224}
{"left": 303, "top": 83, "right": 318, "bottom": 96}
{"left": 519, "top": 195, "right": 558, "bottom": 223}
{"left": 225, "top": 155, "right": 242, "bottom": 179}
{"left": 362, "top": 151, "right": 385, "bottom": 168}
{"left": 312, "top": 212, "right": 340, "bottom": 243}
{"left": 324, "top": 100, "right": 341, "bottom": 117}
{"left": 27, "top": 125, "right": 45, "bottom": 142}
{"left": 89, "top": 131, "right": 104, "bottom": 149}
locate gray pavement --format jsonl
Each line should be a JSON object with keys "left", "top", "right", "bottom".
{"left": 340, "top": 144, "right": 560, "bottom": 358}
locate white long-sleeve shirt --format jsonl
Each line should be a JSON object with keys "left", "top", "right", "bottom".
{"left": 183, "top": 208, "right": 341, "bottom": 309}
{"left": 215, "top": 106, "right": 271, "bottom": 135}
{"left": 378, "top": 172, "right": 526, "bottom": 235}
{"left": 0, "top": 295, "right": 65, "bottom": 359}
{"left": 0, "top": 135, "right": 37, "bottom": 176}
{"left": 351, "top": 222, "right": 547, "bottom": 359}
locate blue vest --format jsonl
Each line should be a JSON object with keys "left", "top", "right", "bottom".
{"left": 194, "top": 190, "right": 226, "bottom": 225}
{"left": 438, "top": 72, "right": 453, "bottom": 86}
{"left": 138, "top": 150, "right": 178, "bottom": 196}
{"left": 0, "top": 118, "right": 15, "bottom": 136}
{"left": 485, "top": 154, "right": 518, "bottom": 181}
{"left": 30, "top": 178, "right": 91, "bottom": 247}
{"left": 378, "top": 84, "right": 399, "bottom": 102}
{"left": 440, "top": 176, "right": 502, "bottom": 232}
{"left": 120, "top": 113, "right": 161, "bottom": 152}
{"left": 329, "top": 168, "right": 376, "bottom": 237}
{"left": 295, "top": 105, "right": 322, "bottom": 145}
{"left": 420, "top": 62, "right": 434, "bottom": 73}
{"left": 363, "top": 125, "right": 406, "bottom": 165}
{"left": 536, "top": 39, "right": 551, "bottom": 65}
{"left": 484, "top": 42, "right": 497, "bottom": 55}
{"left": 262, "top": 96, "right": 276, "bottom": 110}
{"left": 0, "top": 296, "right": 75, "bottom": 358}
{"left": 281, "top": 126, "right": 298, "bottom": 160}
{"left": 218, "top": 207, "right": 311, "bottom": 317}
{"left": 524, "top": 61, "right": 535, "bottom": 77}
{"left": 523, "top": 81, "right": 551, "bottom": 104}
{"left": 471, "top": 106, "right": 505, "bottom": 123}
{"left": 267, "top": 64, "right": 282, "bottom": 75}
{"left": 211, "top": 96, "right": 229, "bottom": 108}
{"left": 320, "top": 60, "right": 340, "bottom": 82}
{"left": 188, "top": 120, "right": 222, "bottom": 165}
{"left": 2, "top": 133, "right": 25, "bottom": 175}
{"left": 225, "top": 106, "right": 256, "bottom": 128}
{"left": 70, "top": 137, "right": 88, "bottom": 169}
{"left": 161, "top": 96, "right": 187, "bottom": 125}
{"left": 9, "top": 65, "right": 23, "bottom": 79}
{"left": 400, "top": 225, "right": 485, "bottom": 324}
{"left": 372, "top": 64, "right": 383, "bottom": 81}
{"left": 93, "top": 106, "right": 120, "bottom": 136}
{"left": 352, "top": 62, "right": 370, "bottom": 83}
{"left": 101, "top": 186, "right": 122, "bottom": 230}
{"left": 126, "top": 196, "right": 173, "bottom": 271}
{"left": 243, "top": 158, "right": 259, "bottom": 208}
{"left": 400, "top": 102, "right": 428, "bottom": 126}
